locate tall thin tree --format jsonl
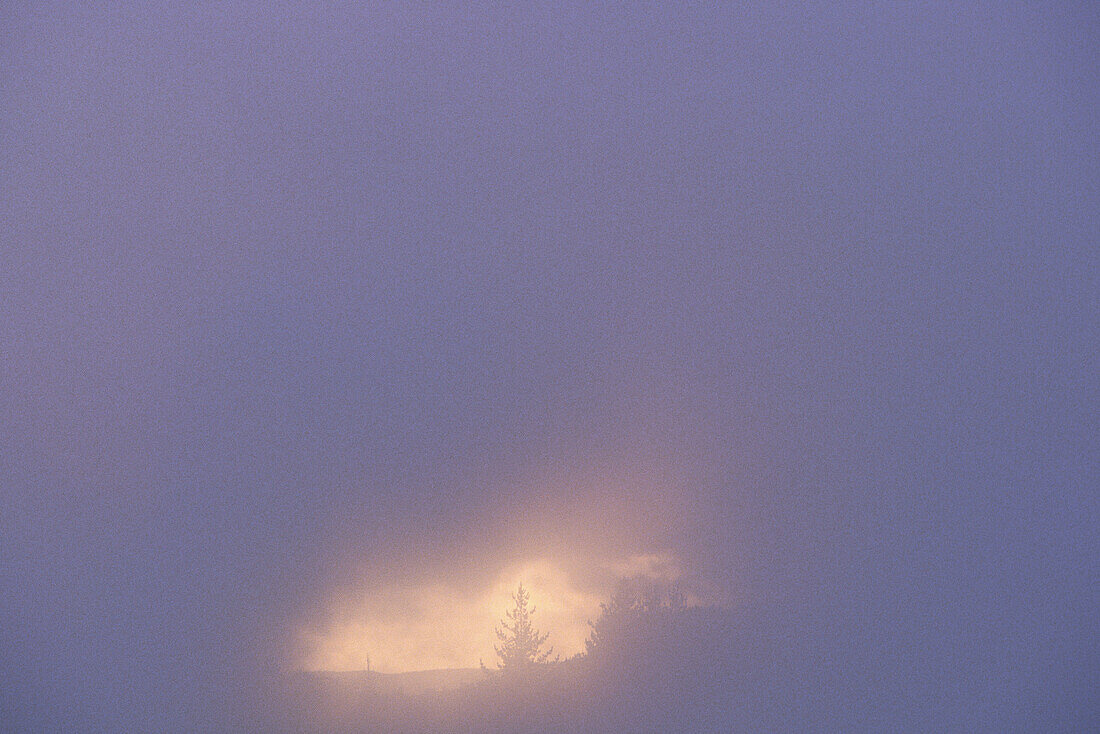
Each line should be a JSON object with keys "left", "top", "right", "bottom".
{"left": 488, "top": 583, "right": 554, "bottom": 672}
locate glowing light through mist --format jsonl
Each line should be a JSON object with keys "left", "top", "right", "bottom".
{"left": 297, "top": 554, "right": 685, "bottom": 673}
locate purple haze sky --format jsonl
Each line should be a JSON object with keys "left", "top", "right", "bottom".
{"left": 1, "top": 2, "right": 1097, "bottom": 731}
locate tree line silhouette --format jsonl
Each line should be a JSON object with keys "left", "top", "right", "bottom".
{"left": 285, "top": 578, "right": 738, "bottom": 732}
{"left": 486, "top": 577, "right": 692, "bottom": 674}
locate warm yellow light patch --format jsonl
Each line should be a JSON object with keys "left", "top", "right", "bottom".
{"left": 484, "top": 559, "right": 606, "bottom": 661}
{"left": 297, "top": 554, "right": 681, "bottom": 673}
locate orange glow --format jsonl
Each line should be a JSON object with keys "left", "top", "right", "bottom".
{"left": 297, "top": 553, "right": 684, "bottom": 673}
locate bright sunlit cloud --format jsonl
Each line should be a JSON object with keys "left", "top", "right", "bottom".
{"left": 297, "top": 553, "right": 685, "bottom": 673}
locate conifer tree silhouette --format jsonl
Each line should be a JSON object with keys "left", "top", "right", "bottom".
{"left": 487, "top": 583, "right": 554, "bottom": 672}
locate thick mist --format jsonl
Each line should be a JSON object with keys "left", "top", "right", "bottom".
{"left": 1, "top": 3, "right": 1096, "bottom": 731}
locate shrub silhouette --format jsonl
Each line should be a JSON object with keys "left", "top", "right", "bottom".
{"left": 584, "top": 577, "right": 686, "bottom": 661}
